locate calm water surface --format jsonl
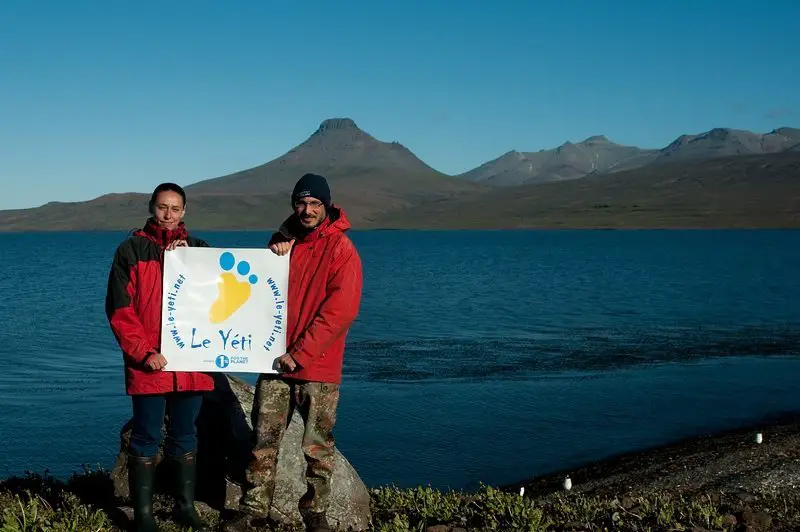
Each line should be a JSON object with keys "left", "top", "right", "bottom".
{"left": 0, "top": 229, "right": 798, "bottom": 490}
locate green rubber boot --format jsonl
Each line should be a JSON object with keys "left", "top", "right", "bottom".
{"left": 127, "top": 454, "right": 159, "bottom": 532}
{"left": 169, "top": 451, "right": 210, "bottom": 531}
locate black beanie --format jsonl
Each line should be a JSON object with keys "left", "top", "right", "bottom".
{"left": 291, "top": 173, "right": 331, "bottom": 207}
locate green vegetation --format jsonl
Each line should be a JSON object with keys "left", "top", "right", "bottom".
{"left": 2, "top": 470, "right": 798, "bottom": 531}
{"left": 370, "top": 484, "right": 799, "bottom": 531}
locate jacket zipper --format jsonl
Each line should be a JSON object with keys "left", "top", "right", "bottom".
{"left": 161, "top": 231, "right": 179, "bottom": 392}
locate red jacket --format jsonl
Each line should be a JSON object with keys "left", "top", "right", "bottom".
{"left": 270, "top": 206, "right": 363, "bottom": 384}
{"left": 106, "top": 218, "right": 215, "bottom": 395}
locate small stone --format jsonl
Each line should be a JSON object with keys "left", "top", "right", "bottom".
{"left": 620, "top": 495, "right": 636, "bottom": 509}
{"left": 224, "top": 478, "right": 243, "bottom": 511}
{"left": 427, "top": 526, "right": 451, "bottom": 532}
{"left": 721, "top": 513, "right": 738, "bottom": 527}
{"left": 114, "top": 505, "right": 134, "bottom": 522}
{"left": 628, "top": 504, "right": 644, "bottom": 516}
{"left": 741, "top": 510, "right": 772, "bottom": 530}
{"left": 194, "top": 501, "right": 216, "bottom": 516}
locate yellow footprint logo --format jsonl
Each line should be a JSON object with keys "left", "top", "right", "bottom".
{"left": 209, "top": 252, "right": 258, "bottom": 324}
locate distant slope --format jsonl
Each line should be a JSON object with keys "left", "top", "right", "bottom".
{"left": 0, "top": 194, "right": 150, "bottom": 232}
{"left": 458, "top": 136, "right": 657, "bottom": 186}
{"left": 187, "top": 118, "right": 456, "bottom": 194}
{"left": 375, "top": 152, "right": 800, "bottom": 229}
{"left": 0, "top": 118, "right": 484, "bottom": 232}
{"left": 657, "top": 127, "right": 800, "bottom": 162}
{"left": 0, "top": 193, "right": 291, "bottom": 232}
{"left": 185, "top": 117, "right": 486, "bottom": 225}
{"left": 461, "top": 127, "right": 800, "bottom": 186}
{"left": 1, "top": 120, "right": 799, "bottom": 231}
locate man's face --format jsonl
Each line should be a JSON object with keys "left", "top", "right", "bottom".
{"left": 293, "top": 197, "right": 327, "bottom": 230}
{"left": 151, "top": 191, "right": 185, "bottom": 230}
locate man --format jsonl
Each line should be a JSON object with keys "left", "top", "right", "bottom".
{"left": 225, "top": 173, "right": 363, "bottom": 532}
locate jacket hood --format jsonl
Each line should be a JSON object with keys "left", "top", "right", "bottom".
{"left": 134, "top": 217, "right": 189, "bottom": 247}
{"left": 278, "top": 204, "right": 352, "bottom": 243}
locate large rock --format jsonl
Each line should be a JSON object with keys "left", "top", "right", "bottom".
{"left": 112, "top": 374, "right": 371, "bottom": 531}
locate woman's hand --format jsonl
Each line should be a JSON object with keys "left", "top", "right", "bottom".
{"left": 167, "top": 240, "right": 188, "bottom": 251}
{"left": 145, "top": 352, "right": 168, "bottom": 371}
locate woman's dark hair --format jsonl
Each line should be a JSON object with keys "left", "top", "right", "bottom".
{"left": 149, "top": 182, "right": 187, "bottom": 209}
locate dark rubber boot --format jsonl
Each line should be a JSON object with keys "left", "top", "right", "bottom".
{"left": 127, "top": 454, "right": 159, "bottom": 532}
{"left": 170, "top": 451, "right": 210, "bottom": 531}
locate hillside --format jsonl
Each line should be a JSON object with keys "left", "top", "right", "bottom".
{"left": 1, "top": 120, "right": 799, "bottom": 231}
{"left": 462, "top": 127, "right": 800, "bottom": 186}
{"left": 458, "top": 136, "right": 658, "bottom": 186}
{"left": 0, "top": 119, "right": 484, "bottom": 232}
{"left": 657, "top": 127, "right": 800, "bottom": 162}
{"left": 374, "top": 152, "right": 800, "bottom": 229}
{"left": 0, "top": 193, "right": 294, "bottom": 232}
{"left": 186, "top": 117, "right": 488, "bottom": 226}
{"left": 186, "top": 118, "right": 454, "bottom": 194}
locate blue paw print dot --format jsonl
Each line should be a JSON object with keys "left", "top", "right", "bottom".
{"left": 219, "top": 252, "right": 235, "bottom": 271}
{"left": 219, "top": 252, "right": 258, "bottom": 284}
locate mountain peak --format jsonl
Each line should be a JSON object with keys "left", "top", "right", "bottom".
{"left": 317, "top": 118, "right": 359, "bottom": 132}
{"left": 772, "top": 127, "right": 800, "bottom": 138}
{"left": 556, "top": 141, "right": 575, "bottom": 152}
{"left": 664, "top": 134, "right": 695, "bottom": 150}
{"left": 583, "top": 135, "right": 610, "bottom": 143}
{"left": 705, "top": 127, "right": 733, "bottom": 138}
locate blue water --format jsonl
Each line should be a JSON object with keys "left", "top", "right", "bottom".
{"left": 0, "top": 229, "right": 799, "bottom": 490}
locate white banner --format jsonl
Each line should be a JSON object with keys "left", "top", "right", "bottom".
{"left": 160, "top": 247, "right": 289, "bottom": 373}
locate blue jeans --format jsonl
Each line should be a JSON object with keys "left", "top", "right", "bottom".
{"left": 129, "top": 392, "right": 204, "bottom": 457}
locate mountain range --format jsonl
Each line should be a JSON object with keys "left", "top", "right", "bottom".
{"left": 1, "top": 118, "right": 798, "bottom": 231}
{"left": 458, "top": 127, "right": 800, "bottom": 186}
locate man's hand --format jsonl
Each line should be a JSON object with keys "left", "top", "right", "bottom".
{"left": 276, "top": 353, "right": 297, "bottom": 373}
{"left": 144, "top": 352, "right": 168, "bottom": 371}
{"left": 167, "top": 239, "right": 188, "bottom": 251}
{"left": 269, "top": 240, "right": 294, "bottom": 256}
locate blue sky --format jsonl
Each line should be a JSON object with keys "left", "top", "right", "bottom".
{"left": 1, "top": 0, "right": 798, "bottom": 210}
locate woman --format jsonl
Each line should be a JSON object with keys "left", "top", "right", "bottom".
{"left": 106, "top": 182, "right": 211, "bottom": 532}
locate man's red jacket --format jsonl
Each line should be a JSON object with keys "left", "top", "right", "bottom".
{"left": 270, "top": 205, "right": 363, "bottom": 384}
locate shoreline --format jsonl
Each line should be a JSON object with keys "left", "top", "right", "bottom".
{"left": 504, "top": 411, "right": 800, "bottom": 499}
{"left": 3, "top": 414, "right": 800, "bottom": 530}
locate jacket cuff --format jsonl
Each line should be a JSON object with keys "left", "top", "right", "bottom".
{"left": 140, "top": 349, "right": 157, "bottom": 365}
{"left": 289, "top": 349, "right": 311, "bottom": 369}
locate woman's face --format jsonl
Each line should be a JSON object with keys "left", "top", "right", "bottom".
{"left": 151, "top": 191, "right": 185, "bottom": 230}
